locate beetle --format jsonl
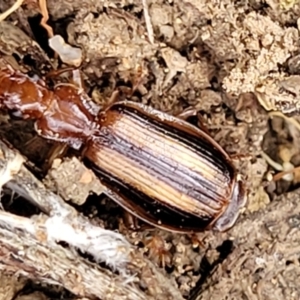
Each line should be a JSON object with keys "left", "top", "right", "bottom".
{"left": 0, "top": 66, "right": 247, "bottom": 233}
{"left": 84, "top": 101, "right": 247, "bottom": 233}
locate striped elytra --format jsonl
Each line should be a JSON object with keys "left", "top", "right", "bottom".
{"left": 84, "top": 101, "right": 246, "bottom": 233}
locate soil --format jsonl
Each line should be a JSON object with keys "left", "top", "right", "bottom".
{"left": 1, "top": 0, "right": 300, "bottom": 299}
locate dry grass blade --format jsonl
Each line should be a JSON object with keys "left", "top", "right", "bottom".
{"left": 0, "top": 0, "right": 24, "bottom": 22}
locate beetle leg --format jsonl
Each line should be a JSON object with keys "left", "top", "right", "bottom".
{"left": 213, "top": 180, "right": 246, "bottom": 232}
{"left": 45, "top": 66, "right": 76, "bottom": 79}
{"left": 121, "top": 211, "right": 158, "bottom": 232}
{"left": 175, "top": 107, "right": 198, "bottom": 120}
{"left": 119, "top": 212, "right": 171, "bottom": 267}
{"left": 196, "top": 115, "right": 211, "bottom": 135}
{"left": 107, "top": 90, "right": 120, "bottom": 106}
{"left": 144, "top": 234, "right": 172, "bottom": 268}
{"left": 122, "top": 211, "right": 141, "bottom": 230}
{"left": 188, "top": 233, "right": 206, "bottom": 249}
{"left": 119, "top": 209, "right": 172, "bottom": 267}
{"left": 71, "top": 69, "right": 85, "bottom": 90}
{"left": 46, "top": 68, "right": 86, "bottom": 92}
{"left": 176, "top": 108, "right": 211, "bottom": 135}
{"left": 230, "top": 153, "right": 252, "bottom": 160}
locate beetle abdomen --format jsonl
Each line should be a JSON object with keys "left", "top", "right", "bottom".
{"left": 85, "top": 102, "right": 239, "bottom": 232}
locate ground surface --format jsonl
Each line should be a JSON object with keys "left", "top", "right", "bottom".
{"left": 1, "top": 0, "right": 300, "bottom": 299}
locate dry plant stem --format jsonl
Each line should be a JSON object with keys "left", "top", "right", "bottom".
{"left": 192, "top": 190, "right": 300, "bottom": 300}
{"left": 0, "top": 211, "right": 147, "bottom": 300}
{"left": 0, "top": 0, "right": 24, "bottom": 22}
{"left": 142, "top": 0, "right": 154, "bottom": 44}
{"left": 269, "top": 111, "right": 300, "bottom": 132}
{"left": 39, "top": 0, "right": 54, "bottom": 38}
{"left": 0, "top": 139, "right": 184, "bottom": 300}
{"left": 272, "top": 165, "right": 300, "bottom": 181}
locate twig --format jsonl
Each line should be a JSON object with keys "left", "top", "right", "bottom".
{"left": 272, "top": 165, "right": 300, "bottom": 181}
{"left": 39, "top": 0, "right": 54, "bottom": 38}
{"left": 0, "top": 0, "right": 24, "bottom": 22}
{"left": 0, "top": 139, "right": 132, "bottom": 272}
{"left": 0, "top": 138, "right": 184, "bottom": 299}
{"left": 142, "top": 0, "right": 154, "bottom": 44}
{"left": 269, "top": 111, "right": 300, "bottom": 132}
{"left": 0, "top": 211, "right": 146, "bottom": 300}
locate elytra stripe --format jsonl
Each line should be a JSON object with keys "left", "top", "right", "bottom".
{"left": 110, "top": 127, "right": 226, "bottom": 208}
{"left": 110, "top": 104, "right": 234, "bottom": 178}
{"left": 109, "top": 133, "right": 222, "bottom": 210}
{"left": 84, "top": 147, "right": 216, "bottom": 229}
{"left": 85, "top": 130, "right": 225, "bottom": 216}
{"left": 86, "top": 143, "right": 220, "bottom": 216}
{"left": 87, "top": 160, "right": 215, "bottom": 230}
{"left": 109, "top": 113, "right": 230, "bottom": 192}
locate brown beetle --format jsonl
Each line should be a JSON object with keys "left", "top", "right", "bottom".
{"left": 84, "top": 102, "right": 246, "bottom": 232}
{"left": 0, "top": 66, "right": 246, "bottom": 233}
